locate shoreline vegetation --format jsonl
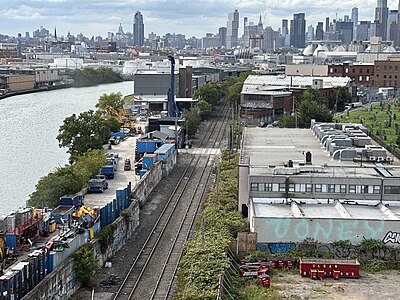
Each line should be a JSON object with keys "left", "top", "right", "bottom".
{"left": 0, "top": 67, "right": 126, "bottom": 100}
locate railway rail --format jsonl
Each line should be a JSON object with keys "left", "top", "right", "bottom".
{"left": 113, "top": 100, "right": 231, "bottom": 300}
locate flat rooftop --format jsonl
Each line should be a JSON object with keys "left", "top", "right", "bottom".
{"left": 241, "top": 127, "right": 400, "bottom": 177}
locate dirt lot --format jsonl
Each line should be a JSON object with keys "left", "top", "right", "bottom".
{"left": 271, "top": 269, "right": 400, "bottom": 299}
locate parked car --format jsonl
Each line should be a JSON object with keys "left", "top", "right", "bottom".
{"left": 124, "top": 159, "right": 131, "bottom": 171}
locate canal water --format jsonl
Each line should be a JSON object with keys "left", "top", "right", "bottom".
{"left": 0, "top": 81, "right": 134, "bottom": 216}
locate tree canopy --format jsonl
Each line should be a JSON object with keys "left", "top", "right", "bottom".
{"left": 72, "top": 67, "right": 123, "bottom": 87}
{"left": 28, "top": 149, "right": 106, "bottom": 208}
{"left": 193, "top": 82, "right": 222, "bottom": 107}
{"left": 57, "top": 110, "right": 120, "bottom": 161}
{"left": 96, "top": 92, "right": 124, "bottom": 116}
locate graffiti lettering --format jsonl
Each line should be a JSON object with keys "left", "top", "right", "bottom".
{"left": 257, "top": 242, "right": 400, "bottom": 261}
{"left": 383, "top": 231, "right": 400, "bottom": 244}
{"left": 268, "top": 243, "right": 296, "bottom": 254}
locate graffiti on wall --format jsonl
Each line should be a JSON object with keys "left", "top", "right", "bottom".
{"left": 256, "top": 242, "right": 400, "bottom": 261}
{"left": 268, "top": 243, "right": 296, "bottom": 254}
{"left": 383, "top": 231, "right": 400, "bottom": 245}
{"left": 262, "top": 219, "right": 386, "bottom": 243}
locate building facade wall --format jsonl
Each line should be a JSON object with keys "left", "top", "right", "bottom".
{"left": 328, "top": 63, "right": 373, "bottom": 88}
{"left": 252, "top": 216, "right": 400, "bottom": 245}
{"left": 373, "top": 59, "right": 400, "bottom": 88}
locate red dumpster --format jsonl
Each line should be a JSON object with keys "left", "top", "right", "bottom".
{"left": 258, "top": 274, "right": 270, "bottom": 288}
{"left": 286, "top": 259, "right": 294, "bottom": 269}
{"left": 310, "top": 269, "right": 318, "bottom": 280}
{"left": 318, "top": 270, "right": 325, "bottom": 280}
{"left": 333, "top": 270, "right": 340, "bottom": 280}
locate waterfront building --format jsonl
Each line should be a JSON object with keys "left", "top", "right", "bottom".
{"left": 226, "top": 10, "right": 239, "bottom": 49}
{"left": 133, "top": 11, "right": 145, "bottom": 46}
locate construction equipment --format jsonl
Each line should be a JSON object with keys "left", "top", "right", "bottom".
{"left": 167, "top": 55, "right": 177, "bottom": 118}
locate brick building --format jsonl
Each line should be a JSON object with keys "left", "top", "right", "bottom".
{"left": 373, "top": 59, "right": 400, "bottom": 88}
{"left": 328, "top": 63, "right": 374, "bottom": 88}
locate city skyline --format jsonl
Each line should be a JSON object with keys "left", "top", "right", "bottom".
{"left": 0, "top": 0, "right": 397, "bottom": 38}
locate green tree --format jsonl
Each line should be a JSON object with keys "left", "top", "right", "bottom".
{"left": 331, "top": 86, "right": 352, "bottom": 111}
{"left": 73, "top": 244, "right": 100, "bottom": 287}
{"left": 57, "top": 110, "right": 118, "bottom": 161}
{"left": 301, "top": 88, "right": 323, "bottom": 104}
{"left": 96, "top": 92, "right": 124, "bottom": 115}
{"left": 193, "top": 82, "right": 222, "bottom": 107}
{"left": 196, "top": 99, "right": 212, "bottom": 119}
{"left": 184, "top": 108, "right": 201, "bottom": 137}
{"left": 278, "top": 113, "right": 297, "bottom": 128}
{"left": 28, "top": 165, "right": 86, "bottom": 208}
{"left": 297, "top": 99, "right": 333, "bottom": 127}
{"left": 72, "top": 67, "right": 123, "bottom": 87}
{"left": 74, "top": 149, "right": 106, "bottom": 179}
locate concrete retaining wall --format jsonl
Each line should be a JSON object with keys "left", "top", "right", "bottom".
{"left": 133, "top": 161, "right": 163, "bottom": 206}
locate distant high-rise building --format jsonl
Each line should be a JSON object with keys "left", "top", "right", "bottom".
{"left": 282, "top": 19, "right": 289, "bottom": 35}
{"left": 307, "top": 24, "right": 314, "bottom": 41}
{"left": 336, "top": 21, "right": 353, "bottom": 44}
{"left": 133, "top": 11, "right": 144, "bottom": 46}
{"left": 357, "top": 21, "right": 371, "bottom": 41}
{"left": 387, "top": 10, "right": 398, "bottom": 39}
{"left": 351, "top": 7, "right": 358, "bottom": 41}
{"left": 218, "top": 27, "right": 227, "bottom": 48}
{"left": 316, "top": 22, "right": 324, "bottom": 40}
{"left": 243, "top": 17, "right": 249, "bottom": 47}
{"left": 325, "top": 17, "right": 330, "bottom": 33}
{"left": 375, "top": 0, "right": 388, "bottom": 40}
{"left": 226, "top": 9, "right": 239, "bottom": 48}
{"left": 344, "top": 15, "right": 350, "bottom": 22}
{"left": 290, "top": 13, "right": 306, "bottom": 48}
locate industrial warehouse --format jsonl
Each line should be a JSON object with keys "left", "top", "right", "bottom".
{"left": 239, "top": 121, "right": 400, "bottom": 248}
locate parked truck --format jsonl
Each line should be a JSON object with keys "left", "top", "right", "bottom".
{"left": 88, "top": 175, "right": 109, "bottom": 193}
{"left": 100, "top": 165, "right": 115, "bottom": 179}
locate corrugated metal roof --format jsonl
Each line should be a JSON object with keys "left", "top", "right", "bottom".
{"left": 244, "top": 75, "right": 351, "bottom": 89}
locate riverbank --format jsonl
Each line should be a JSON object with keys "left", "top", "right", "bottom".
{"left": 0, "top": 81, "right": 134, "bottom": 215}
{"left": 0, "top": 83, "right": 74, "bottom": 100}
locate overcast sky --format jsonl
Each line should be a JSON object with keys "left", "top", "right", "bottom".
{"left": 0, "top": 0, "right": 398, "bottom": 38}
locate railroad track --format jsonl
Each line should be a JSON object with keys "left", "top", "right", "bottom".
{"left": 113, "top": 100, "right": 231, "bottom": 300}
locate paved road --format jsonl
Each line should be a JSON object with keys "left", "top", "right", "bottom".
{"left": 84, "top": 136, "right": 140, "bottom": 209}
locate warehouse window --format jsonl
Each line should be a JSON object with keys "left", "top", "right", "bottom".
{"left": 288, "top": 184, "right": 295, "bottom": 192}
{"left": 373, "top": 186, "right": 381, "bottom": 194}
{"left": 306, "top": 184, "right": 313, "bottom": 192}
{"left": 315, "top": 184, "right": 322, "bottom": 192}
{"left": 349, "top": 185, "right": 356, "bottom": 193}
{"left": 264, "top": 183, "right": 273, "bottom": 192}
{"left": 384, "top": 186, "right": 400, "bottom": 194}
{"left": 328, "top": 184, "right": 335, "bottom": 193}
{"left": 340, "top": 185, "right": 347, "bottom": 193}
{"left": 279, "top": 184, "right": 286, "bottom": 192}
{"left": 250, "top": 183, "right": 259, "bottom": 191}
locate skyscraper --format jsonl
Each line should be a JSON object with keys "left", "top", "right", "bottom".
{"left": 316, "top": 22, "right": 324, "bottom": 40}
{"left": 226, "top": 10, "right": 239, "bottom": 48}
{"left": 351, "top": 7, "right": 358, "bottom": 41}
{"left": 133, "top": 11, "right": 144, "bottom": 46}
{"left": 375, "top": 0, "right": 388, "bottom": 40}
{"left": 290, "top": 13, "right": 306, "bottom": 48}
{"left": 218, "top": 27, "right": 227, "bottom": 48}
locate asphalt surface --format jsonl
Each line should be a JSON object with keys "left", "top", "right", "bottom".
{"left": 84, "top": 136, "right": 140, "bottom": 209}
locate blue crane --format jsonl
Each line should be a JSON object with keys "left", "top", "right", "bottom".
{"left": 167, "top": 55, "right": 177, "bottom": 117}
